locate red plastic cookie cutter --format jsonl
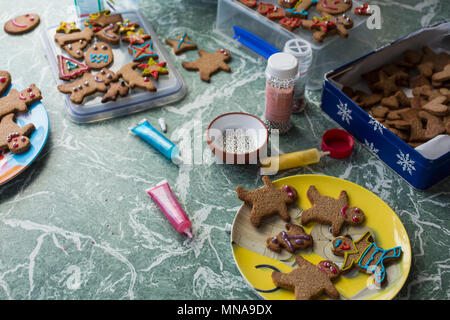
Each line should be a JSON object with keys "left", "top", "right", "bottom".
{"left": 321, "top": 129, "right": 354, "bottom": 159}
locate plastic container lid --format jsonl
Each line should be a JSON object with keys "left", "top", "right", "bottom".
{"left": 321, "top": 129, "right": 354, "bottom": 159}
{"left": 266, "top": 52, "right": 298, "bottom": 80}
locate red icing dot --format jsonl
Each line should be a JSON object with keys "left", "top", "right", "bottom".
{"left": 0, "top": 77, "right": 5, "bottom": 83}
{"left": 352, "top": 216, "right": 359, "bottom": 222}
{"left": 13, "top": 143, "right": 18, "bottom": 149}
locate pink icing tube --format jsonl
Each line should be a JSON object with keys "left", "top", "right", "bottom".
{"left": 146, "top": 180, "right": 193, "bottom": 238}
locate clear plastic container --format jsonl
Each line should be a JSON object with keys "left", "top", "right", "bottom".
{"left": 214, "top": 0, "right": 377, "bottom": 90}
{"left": 41, "top": 10, "right": 186, "bottom": 123}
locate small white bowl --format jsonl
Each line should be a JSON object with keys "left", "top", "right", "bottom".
{"left": 206, "top": 112, "right": 269, "bottom": 164}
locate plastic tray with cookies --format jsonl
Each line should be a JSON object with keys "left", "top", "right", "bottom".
{"left": 214, "top": 0, "right": 377, "bottom": 90}
{"left": 321, "top": 22, "right": 450, "bottom": 190}
{"left": 40, "top": 10, "right": 186, "bottom": 124}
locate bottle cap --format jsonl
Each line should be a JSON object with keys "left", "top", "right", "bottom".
{"left": 266, "top": 52, "right": 298, "bottom": 80}
{"left": 321, "top": 129, "right": 354, "bottom": 159}
{"left": 283, "top": 39, "right": 312, "bottom": 59}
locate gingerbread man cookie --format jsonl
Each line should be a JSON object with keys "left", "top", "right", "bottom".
{"left": 271, "top": 256, "right": 340, "bottom": 300}
{"left": 182, "top": 49, "right": 231, "bottom": 83}
{"left": 236, "top": 176, "right": 298, "bottom": 228}
{"left": 300, "top": 185, "right": 365, "bottom": 237}
{"left": 0, "top": 113, "right": 35, "bottom": 154}
{"left": 116, "top": 62, "right": 156, "bottom": 92}
{"left": 54, "top": 28, "right": 94, "bottom": 60}
{"left": 4, "top": 14, "right": 40, "bottom": 35}
{"left": 266, "top": 223, "right": 313, "bottom": 253}
{"left": 0, "top": 71, "right": 12, "bottom": 96}
{"left": 0, "top": 84, "right": 42, "bottom": 118}
{"left": 57, "top": 68, "right": 117, "bottom": 104}
{"left": 332, "top": 231, "right": 402, "bottom": 285}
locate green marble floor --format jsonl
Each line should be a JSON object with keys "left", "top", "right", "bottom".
{"left": 0, "top": 0, "right": 448, "bottom": 300}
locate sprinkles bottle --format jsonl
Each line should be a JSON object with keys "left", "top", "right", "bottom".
{"left": 263, "top": 52, "right": 298, "bottom": 134}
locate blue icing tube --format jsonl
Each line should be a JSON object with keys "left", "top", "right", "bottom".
{"left": 131, "top": 119, "right": 183, "bottom": 165}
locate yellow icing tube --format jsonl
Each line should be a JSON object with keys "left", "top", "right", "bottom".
{"left": 259, "top": 148, "right": 329, "bottom": 175}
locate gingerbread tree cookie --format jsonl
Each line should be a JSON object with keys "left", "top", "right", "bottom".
{"left": 0, "top": 113, "right": 35, "bottom": 154}
{"left": 236, "top": 176, "right": 298, "bottom": 228}
{"left": 0, "top": 84, "right": 42, "bottom": 118}
{"left": 182, "top": 49, "right": 231, "bottom": 83}
{"left": 165, "top": 33, "right": 197, "bottom": 55}
{"left": 332, "top": 231, "right": 402, "bottom": 285}
{"left": 300, "top": 185, "right": 365, "bottom": 237}
{"left": 266, "top": 223, "right": 313, "bottom": 253}
{"left": 271, "top": 256, "right": 340, "bottom": 300}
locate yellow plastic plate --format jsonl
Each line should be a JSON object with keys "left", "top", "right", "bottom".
{"left": 231, "top": 174, "right": 411, "bottom": 300}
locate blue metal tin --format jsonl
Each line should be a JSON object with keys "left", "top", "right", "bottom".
{"left": 321, "top": 23, "right": 450, "bottom": 190}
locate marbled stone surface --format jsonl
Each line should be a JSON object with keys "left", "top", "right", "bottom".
{"left": 0, "top": 0, "right": 448, "bottom": 300}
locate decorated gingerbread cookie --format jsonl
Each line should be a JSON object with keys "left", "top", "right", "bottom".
{"left": 316, "top": 0, "right": 352, "bottom": 14}
{"left": 101, "top": 81, "right": 129, "bottom": 103}
{"left": 237, "top": 0, "right": 257, "bottom": 8}
{"left": 84, "top": 42, "right": 114, "bottom": 70}
{"left": 284, "top": 0, "right": 316, "bottom": 18}
{"left": 57, "top": 55, "right": 89, "bottom": 81}
{"left": 56, "top": 21, "right": 80, "bottom": 34}
{"left": 236, "top": 176, "right": 298, "bottom": 228}
{"left": 0, "top": 84, "right": 42, "bottom": 118}
{"left": 128, "top": 40, "right": 158, "bottom": 62}
{"left": 95, "top": 23, "right": 120, "bottom": 44}
{"left": 116, "top": 19, "right": 139, "bottom": 34}
{"left": 138, "top": 58, "right": 168, "bottom": 80}
{"left": 332, "top": 231, "right": 402, "bottom": 285}
{"left": 84, "top": 10, "right": 123, "bottom": 31}
{"left": 266, "top": 223, "right": 313, "bottom": 253}
{"left": 0, "top": 71, "right": 12, "bottom": 96}
{"left": 182, "top": 49, "right": 231, "bottom": 83}
{"left": 271, "top": 256, "right": 340, "bottom": 300}
{"left": 54, "top": 28, "right": 94, "bottom": 60}
{"left": 4, "top": 14, "right": 40, "bottom": 35}
{"left": 116, "top": 62, "right": 157, "bottom": 92}
{"left": 57, "top": 68, "right": 117, "bottom": 104}
{"left": 300, "top": 185, "right": 365, "bottom": 237}
{"left": 122, "top": 29, "right": 151, "bottom": 45}
{"left": 165, "top": 33, "right": 198, "bottom": 55}
{"left": 0, "top": 113, "right": 35, "bottom": 154}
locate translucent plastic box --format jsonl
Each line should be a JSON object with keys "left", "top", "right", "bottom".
{"left": 41, "top": 10, "right": 186, "bottom": 123}
{"left": 214, "top": 0, "right": 377, "bottom": 90}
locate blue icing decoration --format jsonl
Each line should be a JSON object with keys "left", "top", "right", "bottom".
{"left": 358, "top": 243, "right": 402, "bottom": 284}
{"left": 90, "top": 54, "right": 109, "bottom": 63}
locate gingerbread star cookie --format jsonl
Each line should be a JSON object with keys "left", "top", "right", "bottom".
{"left": 0, "top": 113, "right": 35, "bottom": 154}
{"left": 236, "top": 176, "right": 298, "bottom": 228}
{"left": 138, "top": 58, "right": 168, "bottom": 80}
{"left": 300, "top": 185, "right": 365, "bottom": 237}
{"left": 266, "top": 223, "right": 313, "bottom": 253}
{"left": 182, "top": 48, "right": 231, "bottom": 82}
{"left": 332, "top": 231, "right": 402, "bottom": 285}
{"left": 165, "top": 33, "right": 197, "bottom": 55}
{"left": 271, "top": 256, "right": 340, "bottom": 300}
{"left": 121, "top": 29, "right": 151, "bottom": 45}
{"left": 128, "top": 40, "right": 158, "bottom": 62}
{"left": 56, "top": 21, "right": 80, "bottom": 34}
